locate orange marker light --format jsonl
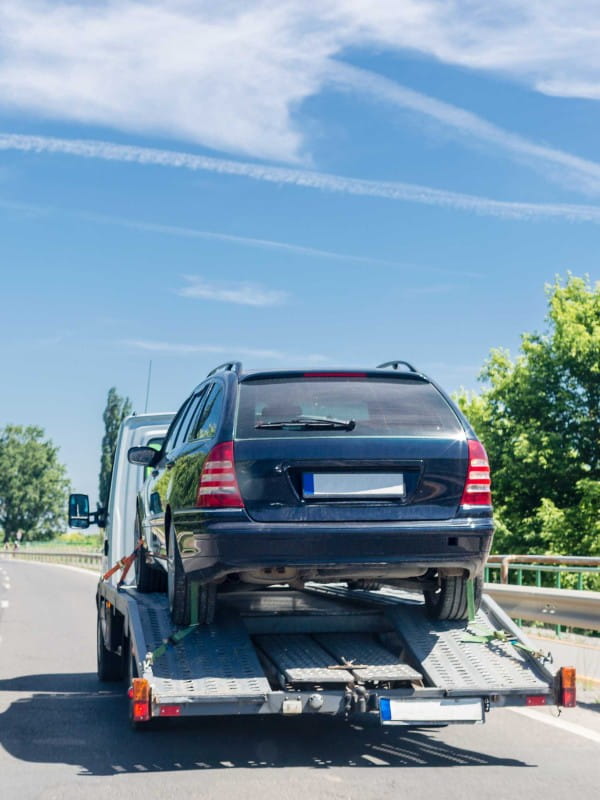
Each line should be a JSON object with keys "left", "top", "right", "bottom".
{"left": 560, "top": 666, "right": 577, "bottom": 708}
{"left": 131, "top": 678, "right": 151, "bottom": 722}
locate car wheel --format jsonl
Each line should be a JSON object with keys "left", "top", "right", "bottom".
{"left": 167, "top": 521, "right": 189, "bottom": 626}
{"left": 424, "top": 575, "right": 482, "bottom": 620}
{"left": 197, "top": 582, "right": 217, "bottom": 625}
{"left": 135, "top": 520, "right": 167, "bottom": 594}
{"left": 97, "top": 607, "right": 125, "bottom": 681}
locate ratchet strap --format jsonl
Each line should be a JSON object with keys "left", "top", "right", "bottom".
{"left": 462, "top": 628, "right": 552, "bottom": 663}
{"left": 145, "top": 624, "right": 198, "bottom": 667}
{"left": 102, "top": 538, "right": 143, "bottom": 586}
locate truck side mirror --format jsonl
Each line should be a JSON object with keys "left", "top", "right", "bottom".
{"left": 128, "top": 446, "right": 159, "bottom": 467}
{"left": 69, "top": 493, "right": 90, "bottom": 529}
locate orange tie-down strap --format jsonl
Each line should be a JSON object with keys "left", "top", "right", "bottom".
{"left": 102, "top": 539, "right": 144, "bottom": 586}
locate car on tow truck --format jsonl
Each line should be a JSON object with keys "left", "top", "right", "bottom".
{"left": 128, "top": 360, "right": 494, "bottom": 626}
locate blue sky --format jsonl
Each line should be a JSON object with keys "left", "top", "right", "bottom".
{"left": 0, "top": 1, "right": 599, "bottom": 506}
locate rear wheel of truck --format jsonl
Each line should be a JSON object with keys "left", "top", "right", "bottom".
{"left": 97, "top": 608, "right": 125, "bottom": 681}
{"left": 424, "top": 575, "right": 482, "bottom": 620}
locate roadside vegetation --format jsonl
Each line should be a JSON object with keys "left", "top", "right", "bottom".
{"left": 456, "top": 274, "right": 599, "bottom": 585}
{"left": 0, "top": 424, "right": 70, "bottom": 545}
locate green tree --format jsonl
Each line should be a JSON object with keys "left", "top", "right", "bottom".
{"left": 457, "top": 275, "right": 600, "bottom": 556}
{"left": 98, "top": 388, "right": 132, "bottom": 508}
{"left": 0, "top": 425, "right": 70, "bottom": 543}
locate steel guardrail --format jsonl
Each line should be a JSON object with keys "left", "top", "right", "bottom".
{"left": 1, "top": 550, "right": 102, "bottom": 571}
{"left": 484, "top": 583, "right": 600, "bottom": 631}
{"left": 3, "top": 550, "right": 600, "bottom": 629}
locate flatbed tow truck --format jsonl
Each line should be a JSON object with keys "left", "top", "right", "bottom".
{"left": 80, "top": 414, "right": 576, "bottom": 728}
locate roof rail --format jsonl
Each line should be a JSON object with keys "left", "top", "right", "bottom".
{"left": 376, "top": 360, "right": 418, "bottom": 373}
{"left": 206, "top": 361, "right": 243, "bottom": 378}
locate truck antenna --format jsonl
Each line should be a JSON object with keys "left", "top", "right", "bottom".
{"left": 144, "top": 360, "right": 152, "bottom": 413}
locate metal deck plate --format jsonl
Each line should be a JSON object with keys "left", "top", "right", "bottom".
{"left": 314, "top": 633, "right": 422, "bottom": 683}
{"left": 255, "top": 634, "right": 354, "bottom": 683}
{"left": 388, "top": 604, "right": 550, "bottom": 695}
{"left": 221, "top": 590, "right": 373, "bottom": 616}
{"left": 135, "top": 595, "right": 271, "bottom": 701}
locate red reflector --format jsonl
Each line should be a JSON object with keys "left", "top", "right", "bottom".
{"left": 159, "top": 705, "right": 182, "bottom": 717}
{"left": 302, "top": 372, "right": 367, "bottom": 378}
{"left": 460, "top": 440, "right": 492, "bottom": 507}
{"left": 196, "top": 441, "right": 244, "bottom": 508}
{"left": 132, "top": 701, "right": 151, "bottom": 722}
{"left": 526, "top": 695, "right": 547, "bottom": 706}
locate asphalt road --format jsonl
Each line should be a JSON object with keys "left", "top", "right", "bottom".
{"left": 0, "top": 560, "right": 598, "bottom": 800}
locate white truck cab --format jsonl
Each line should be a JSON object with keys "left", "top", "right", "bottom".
{"left": 68, "top": 412, "right": 174, "bottom": 585}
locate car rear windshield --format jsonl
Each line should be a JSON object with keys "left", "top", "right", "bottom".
{"left": 235, "top": 378, "right": 463, "bottom": 438}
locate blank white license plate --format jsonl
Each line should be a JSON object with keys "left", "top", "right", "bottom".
{"left": 379, "top": 697, "right": 484, "bottom": 725}
{"left": 302, "top": 472, "right": 405, "bottom": 498}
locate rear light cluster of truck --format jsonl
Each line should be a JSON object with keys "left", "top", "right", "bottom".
{"left": 195, "top": 441, "right": 244, "bottom": 508}
{"left": 460, "top": 439, "right": 492, "bottom": 507}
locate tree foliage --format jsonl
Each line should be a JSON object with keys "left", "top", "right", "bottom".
{"left": 98, "top": 387, "right": 132, "bottom": 508}
{"left": 457, "top": 275, "right": 599, "bottom": 556}
{"left": 0, "top": 425, "right": 70, "bottom": 542}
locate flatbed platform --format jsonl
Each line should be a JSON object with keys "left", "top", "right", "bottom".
{"left": 99, "top": 582, "right": 561, "bottom": 725}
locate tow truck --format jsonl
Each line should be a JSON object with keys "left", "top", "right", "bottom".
{"left": 70, "top": 414, "right": 576, "bottom": 728}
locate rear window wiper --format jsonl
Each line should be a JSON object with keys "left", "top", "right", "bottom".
{"left": 255, "top": 415, "right": 356, "bottom": 431}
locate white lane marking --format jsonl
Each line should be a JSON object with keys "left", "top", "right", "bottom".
{"left": 0, "top": 600, "right": 8, "bottom": 608}
{"left": 509, "top": 708, "right": 600, "bottom": 744}
{"left": 361, "top": 753, "right": 390, "bottom": 766}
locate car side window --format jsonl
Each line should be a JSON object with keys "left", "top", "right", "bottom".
{"left": 189, "top": 384, "right": 224, "bottom": 441}
{"left": 173, "top": 387, "right": 210, "bottom": 449}
{"left": 162, "top": 396, "right": 194, "bottom": 455}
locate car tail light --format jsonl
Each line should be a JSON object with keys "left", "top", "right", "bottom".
{"left": 460, "top": 439, "right": 492, "bottom": 507}
{"left": 196, "top": 441, "right": 244, "bottom": 508}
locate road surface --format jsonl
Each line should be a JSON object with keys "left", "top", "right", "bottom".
{"left": 0, "top": 559, "right": 598, "bottom": 800}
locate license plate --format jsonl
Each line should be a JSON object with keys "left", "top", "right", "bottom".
{"left": 379, "top": 697, "right": 484, "bottom": 725}
{"left": 302, "top": 472, "right": 405, "bottom": 499}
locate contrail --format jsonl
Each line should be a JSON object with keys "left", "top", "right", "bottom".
{"left": 2, "top": 132, "right": 600, "bottom": 223}
{"left": 331, "top": 63, "right": 600, "bottom": 195}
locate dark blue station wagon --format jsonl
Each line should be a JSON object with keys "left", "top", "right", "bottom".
{"left": 129, "top": 361, "right": 494, "bottom": 625}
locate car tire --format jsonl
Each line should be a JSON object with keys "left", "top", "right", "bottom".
{"left": 198, "top": 582, "right": 217, "bottom": 625}
{"left": 97, "top": 608, "right": 125, "bottom": 681}
{"left": 167, "top": 521, "right": 189, "bottom": 626}
{"left": 424, "top": 575, "right": 482, "bottom": 620}
{"left": 134, "top": 517, "right": 167, "bottom": 594}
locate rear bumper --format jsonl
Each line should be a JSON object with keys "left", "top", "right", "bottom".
{"left": 172, "top": 513, "right": 494, "bottom": 584}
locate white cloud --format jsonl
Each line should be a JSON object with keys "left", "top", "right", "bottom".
{"left": 176, "top": 275, "right": 288, "bottom": 306}
{"left": 3, "top": 132, "right": 600, "bottom": 223}
{"left": 0, "top": 2, "right": 599, "bottom": 165}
